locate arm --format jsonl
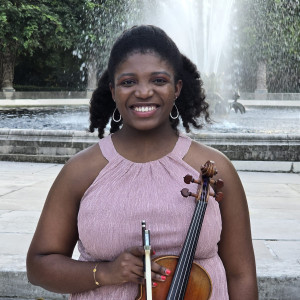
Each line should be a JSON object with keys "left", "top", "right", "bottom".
{"left": 184, "top": 142, "right": 258, "bottom": 299}
{"left": 26, "top": 145, "right": 106, "bottom": 293}
{"left": 216, "top": 157, "right": 258, "bottom": 299}
{"left": 26, "top": 145, "right": 167, "bottom": 294}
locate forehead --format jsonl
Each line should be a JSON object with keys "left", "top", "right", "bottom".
{"left": 114, "top": 52, "right": 174, "bottom": 75}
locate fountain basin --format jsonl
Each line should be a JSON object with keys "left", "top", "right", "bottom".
{"left": 0, "top": 129, "right": 299, "bottom": 165}
{"left": 0, "top": 105, "right": 299, "bottom": 134}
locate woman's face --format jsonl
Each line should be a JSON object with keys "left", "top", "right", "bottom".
{"left": 110, "top": 52, "right": 182, "bottom": 132}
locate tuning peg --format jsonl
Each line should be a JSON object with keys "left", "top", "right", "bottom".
{"left": 183, "top": 175, "right": 193, "bottom": 184}
{"left": 183, "top": 175, "right": 201, "bottom": 185}
{"left": 214, "top": 192, "right": 223, "bottom": 202}
{"left": 210, "top": 179, "right": 224, "bottom": 189}
{"left": 181, "top": 188, "right": 197, "bottom": 198}
{"left": 215, "top": 179, "right": 224, "bottom": 189}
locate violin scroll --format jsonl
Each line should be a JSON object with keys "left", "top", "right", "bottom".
{"left": 181, "top": 161, "right": 224, "bottom": 203}
{"left": 200, "top": 160, "right": 217, "bottom": 178}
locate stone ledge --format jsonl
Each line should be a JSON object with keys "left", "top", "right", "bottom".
{"left": 0, "top": 91, "right": 92, "bottom": 100}
{"left": 0, "top": 271, "right": 299, "bottom": 300}
{"left": 0, "top": 271, "right": 67, "bottom": 299}
{"left": 0, "top": 130, "right": 299, "bottom": 163}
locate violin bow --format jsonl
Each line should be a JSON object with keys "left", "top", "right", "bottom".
{"left": 142, "top": 221, "right": 152, "bottom": 300}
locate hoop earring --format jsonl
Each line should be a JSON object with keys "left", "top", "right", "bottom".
{"left": 112, "top": 108, "right": 122, "bottom": 122}
{"left": 170, "top": 104, "right": 179, "bottom": 120}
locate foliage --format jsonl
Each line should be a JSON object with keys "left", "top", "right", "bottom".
{"left": 14, "top": 48, "right": 86, "bottom": 90}
{"left": 231, "top": 0, "right": 300, "bottom": 92}
{"left": 0, "top": 0, "right": 85, "bottom": 54}
{"left": 13, "top": 85, "right": 80, "bottom": 91}
{"left": 0, "top": 0, "right": 142, "bottom": 89}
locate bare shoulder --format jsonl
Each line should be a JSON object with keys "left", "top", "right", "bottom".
{"left": 184, "top": 139, "right": 245, "bottom": 205}
{"left": 58, "top": 142, "right": 108, "bottom": 200}
{"left": 184, "top": 139, "right": 235, "bottom": 178}
{"left": 27, "top": 141, "right": 109, "bottom": 256}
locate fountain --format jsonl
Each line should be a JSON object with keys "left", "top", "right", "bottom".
{"left": 141, "top": 0, "right": 234, "bottom": 77}
{"left": 139, "top": 0, "right": 241, "bottom": 114}
{"left": 0, "top": 0, "right": 299, "bottom": 168}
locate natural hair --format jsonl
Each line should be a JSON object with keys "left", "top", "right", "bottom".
{"left": 89, "top": 25, "right": 211, "bottom": 138}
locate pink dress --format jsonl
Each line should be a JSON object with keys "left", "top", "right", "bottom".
{"left": 70, "top": 134, "right": 229, "bottom": 299}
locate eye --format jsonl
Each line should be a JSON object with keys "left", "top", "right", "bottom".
{"left": 120, "top": 79, "right": 136, "bottom": 86}
{"left": 153, "top": 78, "right": 167, "bottom": 85}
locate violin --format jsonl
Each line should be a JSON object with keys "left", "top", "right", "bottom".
{"left": 136, "top": 161, "right": 224, "bottom": 300}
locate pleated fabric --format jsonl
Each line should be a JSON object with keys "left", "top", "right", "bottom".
{"left": 70, "top": 133, "right": 229, "bottom": 299}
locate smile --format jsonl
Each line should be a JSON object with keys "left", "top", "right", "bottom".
{"left": 132, "top": 105, "right": 157, "bottom": 112}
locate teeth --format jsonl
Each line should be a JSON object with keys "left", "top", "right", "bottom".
{"left": 134, "top": 106, "right": 156, "bottom": 112}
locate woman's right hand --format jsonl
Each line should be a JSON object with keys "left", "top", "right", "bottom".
{"left": 98, "top": 246, "right": 170, "bottom": 286}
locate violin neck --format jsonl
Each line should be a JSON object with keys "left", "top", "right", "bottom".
{"left": 167, "top": 178, "right": 209, "bottom": 300}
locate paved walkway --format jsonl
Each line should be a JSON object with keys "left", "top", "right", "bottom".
{"left": 0, "top": 161, "right": 299, "bottom": 299}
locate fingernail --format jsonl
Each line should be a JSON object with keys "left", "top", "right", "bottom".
{"left": 165, "top": 269, "right": 171, "bottom": 275}
{"left": 161, "top": 275, "right": 166, "bottom": 281}
{"left": 152, "top": 282, "right": 157, "bottom": 287}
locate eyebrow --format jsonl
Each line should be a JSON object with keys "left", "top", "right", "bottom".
{"left": 116, "top": 71, "right": 172, "bottom": 81}
{"left": 152, "top": 71, "right": 171, "bottom": 78}
{"left": 116, "top": 73, "right": 135, "bottom": 80}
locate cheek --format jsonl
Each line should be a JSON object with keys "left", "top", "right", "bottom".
{"left": 115, "top": 87, "right": 132, "bottom": 100}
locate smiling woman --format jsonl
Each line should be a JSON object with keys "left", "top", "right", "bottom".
{"left": 109, "top": 53, "right": 182, "bottom": 133}
{"left": 26, "top": 25, "right": 258, "bottom": 300}
{"left": 89, "top": 25, "right": 210, "bottom": 139}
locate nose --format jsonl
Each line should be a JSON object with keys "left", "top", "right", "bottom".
{"left": 134, "top": 82, "right": 154, "bottom": 99}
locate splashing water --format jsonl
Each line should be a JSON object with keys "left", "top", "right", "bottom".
{"left": 1, "top": 106, "right": 299, "bottom": 134}
{"left": 140, "top": 0, "right": 234, "bottom": 76}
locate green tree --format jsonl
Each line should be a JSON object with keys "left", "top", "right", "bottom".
{"left": 0, "top": 0, "right": 86, "bottom": 91}
{"left": 0, "top": 0, "right": 142, "bottom": 91}
{"left": 14, "top": 48, "right": 87, "bottom": 91}
{"left": 231, "top": 0, "right": 300, "bottom": 93}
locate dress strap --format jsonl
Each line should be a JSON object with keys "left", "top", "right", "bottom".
{"left": 172, "top": 134, "right": 192, "bottom": 159}
{"left": 98, "top": 135, "right": 117, "bottom": 162}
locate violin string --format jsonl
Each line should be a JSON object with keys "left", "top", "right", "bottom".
{"left": 168, "top": 179, "right": 209, "bottom": 299}
{"left": 178, "top": 201, "right": 207, "bottom": 298}
{"left": 167, "top": 202, "right": 202, "bottom": 298}
{"left": 168, "top": 179, "right": 208, "bottom": 297}
{"left": 169, "top": 180, "right": 208, "bottom": 297}
{"left": 169, "top": 200, "right": 207, "bottom": 299}
{"left": 176, "top": 178, "right": 209, "bottom": 298}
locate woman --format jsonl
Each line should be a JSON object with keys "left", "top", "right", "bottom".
{"left": 27, "top": 25, "right": 258, "bottom": 299}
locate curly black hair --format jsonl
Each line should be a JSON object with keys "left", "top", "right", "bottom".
{"left": 89, "top": 25, "right": 211, "bottom": 138}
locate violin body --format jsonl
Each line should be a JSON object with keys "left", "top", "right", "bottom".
{"left": 136, "top": 255, "right": 212, "bottom": 300}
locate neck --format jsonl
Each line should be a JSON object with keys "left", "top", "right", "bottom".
{"left": 112, "top": 124, "right": 179, "bottom": 163}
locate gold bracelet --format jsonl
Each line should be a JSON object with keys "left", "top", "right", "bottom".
{"left": 93, "top": 263, "right": 100, "bottom": 286}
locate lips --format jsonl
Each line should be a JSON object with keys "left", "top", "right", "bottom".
{"left": 130, "top": 104, "right": 159, "bottom": 111}
{"left": 133, "top": 105, "right": 156, "bottom": 112}
{"left": 130, "top": 104, "right": 159, "bottom": 116}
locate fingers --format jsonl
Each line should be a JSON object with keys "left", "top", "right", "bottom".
{"left": 126, "top": 246, "right": 145, "bottom": 259}
{"left": 120, "top": 263, "right": 145, "bottom": 285}
{"left": 123, "top": 246, "right": 172, "bottom": 286}
{"left": 151, "top": 261, "right": 171, "bottom": 282}
{"left": 128, "top": 247, "right": 171, "bottom": 278}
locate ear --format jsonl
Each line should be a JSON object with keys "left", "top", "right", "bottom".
{"left": 109, "top": 82, "right": 115, "bottom": 101}
{"left": 175, "top": 79, "right": 183, "bottom": 98}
